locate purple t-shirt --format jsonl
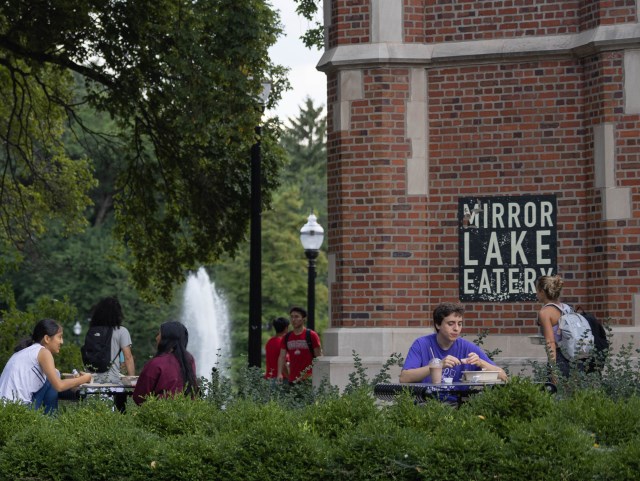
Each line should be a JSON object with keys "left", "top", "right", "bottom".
{"left": 402, "top": 333, "right": 496, "bottom": 382}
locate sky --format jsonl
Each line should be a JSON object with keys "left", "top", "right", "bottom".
{"left": 267, "top": 0, "right": 326, "bottom": 122}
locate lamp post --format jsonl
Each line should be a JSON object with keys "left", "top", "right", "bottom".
{"left": 248, "top": 82, "right": 271, "bottom": 368}
{"left": 73, "top": 320, "right": 82, "bottom": 345}
{"left": 300, "top": 213, "right": 324, "bottom": 332}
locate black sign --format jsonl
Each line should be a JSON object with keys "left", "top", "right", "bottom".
{"left": 458, "top": 195, "right": 557, "bottom": 302}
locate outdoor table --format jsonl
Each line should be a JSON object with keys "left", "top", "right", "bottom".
{"left": 374, "top": 381, "right": 504, "bottom": 406}
{"left": 78, "top": 382, "right": 135, "bottom": 413}
{"left": 374, "top": 381, "right": 556, "bottom": 407}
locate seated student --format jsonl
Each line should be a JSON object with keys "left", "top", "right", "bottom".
{"left": 133, "top": 321, "right": 198, "bottom": 405}
{"left": 0, "top": 319, "right": 92, "bottom": 414}
{"left": 399, "top": 302, "right": 507, "bottom": 383}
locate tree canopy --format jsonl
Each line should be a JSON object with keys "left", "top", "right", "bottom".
{"left": 0, "top": 0, "right": 289, "bottom": 298}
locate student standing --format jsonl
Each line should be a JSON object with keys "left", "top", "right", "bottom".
{"left": 277, "top": 306, "right": 322, "bottom": 384}
{"left": 264, "top": 317, "right": 290, "bottom": 380}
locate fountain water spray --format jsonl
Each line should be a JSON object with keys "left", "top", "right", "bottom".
{"left": 180, "top": 267, "right": 230, "bottom": 380}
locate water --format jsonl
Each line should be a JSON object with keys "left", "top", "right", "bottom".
{"left": 180, "top": 267, "right": 230, "bottom": 380}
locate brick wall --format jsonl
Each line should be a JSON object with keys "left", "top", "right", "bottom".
{"left": 325, "top": 1, "right": 640, "bottom": 331}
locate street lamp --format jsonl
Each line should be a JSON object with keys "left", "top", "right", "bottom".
{"left": 248, "top": 82, "right": 271, "bottom": 368}
{"left": 72, "top": 320, "right": 82, "bottom": 345}
{"left": 300, "top": 213, "right": 325, "bottom": 332}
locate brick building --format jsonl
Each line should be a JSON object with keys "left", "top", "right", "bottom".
{"left": 314, "top": 0, "right": 640, "bottom": 387}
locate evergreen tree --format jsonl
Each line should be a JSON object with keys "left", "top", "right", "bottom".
{"left": 280, "top": 97, "right": 327, "bottom": 221}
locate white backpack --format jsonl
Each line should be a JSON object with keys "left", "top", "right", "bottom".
{"left": 547, "top": 304, "right": 595, "bottom": 360}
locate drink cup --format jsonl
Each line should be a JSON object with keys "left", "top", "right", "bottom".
{"left": 429, "top": 358, "right": 443, "bottom": 384}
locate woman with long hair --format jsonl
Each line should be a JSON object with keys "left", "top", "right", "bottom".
{"left": 0, "top": 319, "right": 92, "bottom": 413}
{"left": 85, "top": 297, "right": 135, "bottom": 384}
{"left": 132, "top": 321, "right": 198, "bottom": 405}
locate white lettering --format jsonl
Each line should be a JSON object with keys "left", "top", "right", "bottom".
{"left": 479, "top": 270, "right": 492, "bottom": 293}
{"left": 494, "top": 269, "right": 504, "bottom": 293}
{"left": 464, "top": 232, "right": 478, "bottom": 265}
{"left": 485, "top": 233, "right": 503, "bottom": 265}
{"left": 510, "top": 231, "right": 528, "bottom": 264}
{"left": 508, "top": 269, "right": 520, "bottom": 293}
{"left": 508, "top": 203, "right": 521, "bottom": 228}
{"left": 492, "top": 203, "right": 505, "bottom": 228}
{"left": 536, "top": 231, "right": 551, "bottom": 264}
{"left": 463, "top": 270, "right": 476, "bottom": 293}
{"left": 524, "top": 202, "right": 536, "bottom": 227}
{"left": 540, "top": 201, "right": 554, "bottom": 227}
{"left": 524, "top": 268, "right": 537, "bottom": 293}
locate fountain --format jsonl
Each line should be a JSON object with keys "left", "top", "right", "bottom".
{"left": 180, "top": 267, "right": 230, "bottom": 380}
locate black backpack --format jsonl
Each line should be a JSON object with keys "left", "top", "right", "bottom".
{"left": 81, "top": 326, "right": 119, "bottom": 373}
{"left": 284, "top": 328, "right": 316, "bottom": 358}
{"left": 576, "top": 307, "right": 610, "bottom": 373}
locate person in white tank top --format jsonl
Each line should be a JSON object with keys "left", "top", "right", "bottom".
{"left": 0, "top": 319, "right": 93, "bottom": 413}
{"left": 536, "top": 275, "right": 571, "bottom": 378}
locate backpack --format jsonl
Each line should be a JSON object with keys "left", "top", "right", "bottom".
{"left": 284, "top": 328, "right": 316, "bottom": 359}
{"left": 548, "top": 304, "right": 594, "bottom": 361}
{"left": 81, "top": 326, "right": 119, "bottom": 373}
{"left": 576, "top": 307, "right": 610, "bottom": 373}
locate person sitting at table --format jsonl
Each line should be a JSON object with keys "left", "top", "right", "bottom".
{"left": 0, "top": 318, "right": 92, "bottom": 414}
{"left": 133, "top": 321, "right": 199, "bottom": 405}
{"left": 399, "top": 302, "right": 507, "bottom": 384}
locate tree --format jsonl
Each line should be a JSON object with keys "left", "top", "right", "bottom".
{"left": 293, "top": 0, "right": 324, "bottom": 49}
{"left": 280, "top": 97, "right": 327, "bottom": 220}
{"left": 212, "top": 186, "right": 328, "bottom": 369}
{"left": 0, "top": 0, "right": 289, "bottom": 298}
{"left": 212, "top": 98, "right": 329, "bottom": 367}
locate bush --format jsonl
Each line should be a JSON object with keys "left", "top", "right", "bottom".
{"left": 461, "top": 377, "right": 554, "bottom": 438}
{"left": 302, "top": 387, "right": 378, "bottom": 439}
{"left": 497, "top": 415, "right": 596, "bottom": 481}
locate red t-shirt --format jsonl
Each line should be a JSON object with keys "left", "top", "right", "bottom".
{"left": 281, "top": 328, "right": 321, "bottom": 382}
{"left": 264, "top": 335, "right": 285, "bottom": 379}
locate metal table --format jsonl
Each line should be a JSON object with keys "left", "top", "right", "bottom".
{"left": 78, "top": 383, "right": 135, "bottom": 413}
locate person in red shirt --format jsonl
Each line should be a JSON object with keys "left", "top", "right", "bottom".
{"left": 133, "top": 321, "right": 198, "bottom": 405}
{"left": 277, "top": 306, "right": 322, "bottom": 384}
{"left": 264, "top": 317, "right": 290, "bottom": 380}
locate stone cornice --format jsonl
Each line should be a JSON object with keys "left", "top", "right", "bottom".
{"left": 317, "top": 23, "right": 640, "bottom": 71}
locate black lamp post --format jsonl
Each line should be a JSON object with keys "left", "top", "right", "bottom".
{"left": 300, "top": 213, "right": 325, "bottom": 332}
{"left": 73, "top": 320, "right": 82, "bottom": 345}
{"left": 248, "top": 82, "right": 271, "bottom": 368}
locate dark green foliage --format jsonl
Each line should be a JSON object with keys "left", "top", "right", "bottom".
{"left": 130, "top": 395, "right": 224, "bottom": 438}
{"left": 303, "top": 387, "right": 378, "bottom": 440}
{"left": 462, "top": 377, "right": 554, "bottom": 437}
{"left": 0, "top": 0, "right": 289, "bottom": 299}
{"left": 330, "top": 418, "right": 424, "bottom": 481}
{"left": 0, "top": 294, "right": 81, "bottom": 372}
{"left": 498, "top": 416, "right": 595, "bottom": 481}
{"left": 553, "top": 390, "right": 640, "bottom": 446}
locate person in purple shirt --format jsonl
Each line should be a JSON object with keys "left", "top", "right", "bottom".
{"left": 400, "top": 302, "right": 507, "bottom": 384}
{"left": 133, "top": 321, "right": 199, "bottom": 405}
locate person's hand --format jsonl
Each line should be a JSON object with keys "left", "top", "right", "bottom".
{"left": 461, "top": 352, "right": 482, "bottom": 367}
{"left": 276, "top": 374, "right": 284, "bottom": 384}
{"left": 79, "top": 372, "right": 93, "bottom": 384}
{"left": 442, "top": 355, "right": 461, "bottom": 369}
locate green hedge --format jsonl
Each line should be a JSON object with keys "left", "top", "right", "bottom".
{"left": 1, "top": 378, "right": 639, "bottom": 481}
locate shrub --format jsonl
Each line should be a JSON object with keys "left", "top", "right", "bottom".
{"left": 130, "top": 395, "right": 224, "bottom": 438}
{"left": 413, "top": 412, "right": 504, "bottom": 481}
{"left": 497, "top": 415, "right": 595, "bottom": 480}
{"left": 328, "top": 417, "right": 424, "bottom": 481}
{"left": 0, "top": 401, "right": 44, "bottom": 448}
{"left": 553, "top": 390, "right": 640, "bottom": 447}
{"left": 302, "top": 387, "right": 379, "bottom": 439}
{"left": 461, "top": 377, "right": 554, "bottom": 438}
